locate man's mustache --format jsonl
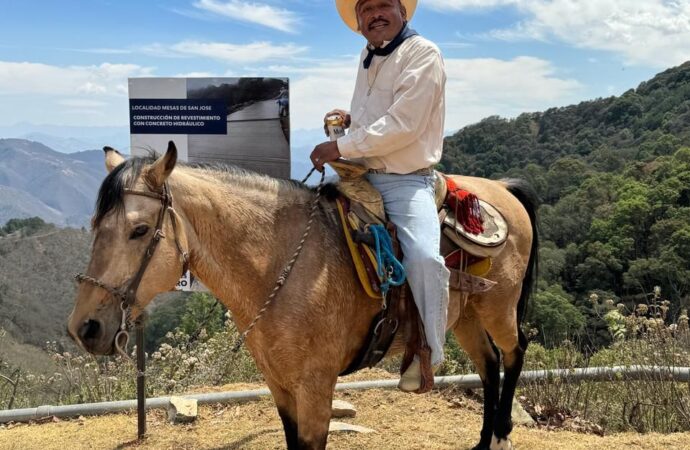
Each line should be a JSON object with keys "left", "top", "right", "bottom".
{"left": 368, "top": 19, "right": 389, "bottom": 30}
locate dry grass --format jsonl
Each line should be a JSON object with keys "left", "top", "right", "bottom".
{"left": 2, "top": 373, "right": 689, "bottom": 450}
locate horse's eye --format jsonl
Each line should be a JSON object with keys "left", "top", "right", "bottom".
{"left": 130, "top": 225, "right": 149, "bottom": 240}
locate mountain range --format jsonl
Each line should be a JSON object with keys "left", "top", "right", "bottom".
{"left": 0, "top": 129, "right": 329, "bottom": 230}
{"left": 0, "top": 123, "right": 130, "bottom": 153}
{"left": 0, "top": 139, "right": 107, "bottom": 227}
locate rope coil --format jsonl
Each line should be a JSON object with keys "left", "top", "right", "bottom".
{"left": 369, "top": 224, "right": 406, "bottom": 297}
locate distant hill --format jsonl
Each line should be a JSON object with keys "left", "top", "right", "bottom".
{"left": 0, "top": 185, "right": 65, "bottom": 225}
{"left": 19, "top": 133, "right": 97, "bottom": 154}
{"left": 0, "top": 123, "right": 129, "bottom": 152}
{"left": 441, "top": 61, "right": 690, "bottom": 181}
{"left": 0, "top": 139, "right": 106, "bottom": 226}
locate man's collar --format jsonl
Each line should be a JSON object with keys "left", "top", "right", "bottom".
{"left": 362, "top": 23, "right": 418, "bottom": 69}
{"left": 367, "top": 39, "right": 391, "bottom": 50}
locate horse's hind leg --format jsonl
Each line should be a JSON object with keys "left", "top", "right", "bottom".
{"left": 492, "top": 326, "right": 527, "bottom": 450}
{"left": 483, "top": 309, "right": 527, "bottom": 450}
{"left": 453, "top": 316, "right": 500, "bottom": 450}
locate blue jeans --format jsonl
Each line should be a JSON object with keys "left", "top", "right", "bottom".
{"left": 366, "top": 172, "right": 451, "bottom": 366}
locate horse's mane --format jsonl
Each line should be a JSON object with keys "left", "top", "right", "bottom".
{"left": 93, "top": 156, "right": 313, "bottom": 228}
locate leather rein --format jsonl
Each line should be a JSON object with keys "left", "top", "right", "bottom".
{"left": 75, "top": 182, "right": 189, "bottom": 357}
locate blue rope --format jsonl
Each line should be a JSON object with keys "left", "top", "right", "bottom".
{"left": 369, "top": 224, "right": 406, "bottom": 297}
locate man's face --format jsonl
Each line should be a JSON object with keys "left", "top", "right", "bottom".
{"left": 356, "top": 0, "right": 406, "bottom": 47}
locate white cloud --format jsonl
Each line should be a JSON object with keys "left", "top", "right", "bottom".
{"left": 174, "top": 71, "right": 219, "bottom": 78}
{"left": 0, "top": 61, "right": 153, "bottom": 126}
{"left": 427, "top": 0, "right": 690, "bottom": 68}
{"left": 193, "top": 0, "right": 300, "bottom": 33}
{"left": 443, "top": 56, "right": 581, "bottom": 130}
{"left": 58, "top": 99, "right": 109, "bottom": 108}
{"left": 264, "top": 58, "right": 360, "bottom": 131}
{"left": 0, "top": 55, "right": 581, "bottom": 133}
{"left": 170, "top": 40, "right": 307, "bottom": 63}
{"left": 263, "top": 55, "right": 581, "bottom": 132}
{"left": 0, "top": 61, "right": 152, "bottom": 96}
{"left": 425, "top": 0, "right": 517, "bottom": 10}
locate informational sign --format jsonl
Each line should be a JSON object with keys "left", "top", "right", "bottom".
{"left": 129, "top": 77, "right": 291, "bottom": 290}
{"left": 129, "top": 99, "right": 228, "bottom": 135}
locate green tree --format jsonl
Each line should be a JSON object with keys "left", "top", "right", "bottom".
{"left": 2, "top": 217, "right": 52, "bottom": 236}
{"left": 145, "top": 293, "right": 226, "bottom": 352}
{"left": 528, "top": 284, "right": 586, "bottom": 347}
{"left": 179, "top": 293, "right": 225, "bottom": 340}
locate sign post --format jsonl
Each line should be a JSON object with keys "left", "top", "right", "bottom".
{"left": 136, "top": 325, "right": 146, "bottom": 440}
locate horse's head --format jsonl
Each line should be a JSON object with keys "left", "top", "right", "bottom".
{"left": 67, "top": 141, "right": 188, "bottom": 355}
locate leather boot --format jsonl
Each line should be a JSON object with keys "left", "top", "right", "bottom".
{"left": 398, "top": 357, "right": 421, "bottom": 392}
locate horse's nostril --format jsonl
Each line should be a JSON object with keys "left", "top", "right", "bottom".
{"left": 79, "top": 320, "right": 101, "bottom": 341}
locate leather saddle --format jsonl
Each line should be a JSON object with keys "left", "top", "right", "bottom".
{"left": 329, "top": 160, "right": 509, "bottom": 392}
{"left": 330, "top": 160, "right": 507, "bottom": 297}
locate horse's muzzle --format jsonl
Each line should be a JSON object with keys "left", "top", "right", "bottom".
{"left": 69, "top": 318, "right": 115, "bottom": 355}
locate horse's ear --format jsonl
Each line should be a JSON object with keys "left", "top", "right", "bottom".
{"left": 104, "top": 146, "right": 125, "bottom": 173}
{"left": 146, "top": 141, "right": 178, "bottom": 188}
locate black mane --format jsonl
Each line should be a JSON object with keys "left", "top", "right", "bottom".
{"left": 93, "top": 156, "right": 155, "bottom": 228}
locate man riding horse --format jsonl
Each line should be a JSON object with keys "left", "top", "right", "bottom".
{"left": 68, "top": 2, "right": 537, "bottom": 449}
{"left": 310, "top": 0, "right": 450, "bottom": 392}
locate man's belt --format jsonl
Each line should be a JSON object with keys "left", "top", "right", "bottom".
{"left": 368, "top": 167, "right": 434, "bottom": 176}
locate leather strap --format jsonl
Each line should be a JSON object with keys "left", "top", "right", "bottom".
{"left": 368, "top": 167, "right": 434, "bottom": 176}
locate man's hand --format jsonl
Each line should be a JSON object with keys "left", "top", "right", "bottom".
{"left": 310, "top": 141, "right": 341, "bottom": 172}
{"left": 323, "top": 109, "right": 351, "bottom": 137}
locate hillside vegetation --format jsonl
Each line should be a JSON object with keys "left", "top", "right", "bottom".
{"left": 441, "top": 61, "right": 690, "bottom": 349}
{"left": 0, "top": 218, "right": 90, "bottom": 348}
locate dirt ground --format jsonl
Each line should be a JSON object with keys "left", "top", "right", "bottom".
{"left": 2, "top": 370, "right": 689, "bottom": 450}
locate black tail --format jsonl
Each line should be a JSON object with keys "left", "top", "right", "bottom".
{"left": 503, "top": 179, "right": 539, "bottom": 325}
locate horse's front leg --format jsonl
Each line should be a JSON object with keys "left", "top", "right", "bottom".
{"left": 266, "top": 379, "right": 299, "bottom": 449}
{"left": 293, "top": 373, "right": 338, "bottom": 450}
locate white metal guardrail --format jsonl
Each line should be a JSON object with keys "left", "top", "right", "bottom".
{"left": 1, "top": 365, "right": 688, "bottom": 424}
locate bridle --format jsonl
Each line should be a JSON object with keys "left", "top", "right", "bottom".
{"left": 75, "top": 182, "right": 189, "bottom": 356}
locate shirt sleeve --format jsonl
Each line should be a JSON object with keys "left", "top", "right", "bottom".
{"left": 337, "top": 44, "right": 445, "bottom": 159}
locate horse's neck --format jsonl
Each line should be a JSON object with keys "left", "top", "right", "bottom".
{"left": 171, "top": 170, "right": 313, "bottom": 327}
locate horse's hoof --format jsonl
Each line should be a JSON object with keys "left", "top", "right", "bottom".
{"left": 489, "top": 435, "right": 513, "bottom": 450}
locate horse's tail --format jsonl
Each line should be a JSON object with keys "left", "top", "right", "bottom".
{"left": 502, "top": 178, "right": 539, "bottom": 325}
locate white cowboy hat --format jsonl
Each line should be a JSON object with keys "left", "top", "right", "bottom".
{"left": 336, "top": 0, "right": 418, "bottom": 33}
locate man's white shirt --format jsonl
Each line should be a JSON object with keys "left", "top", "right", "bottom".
{"left": 337, "top": 35, "right": 447, "bottom": 174}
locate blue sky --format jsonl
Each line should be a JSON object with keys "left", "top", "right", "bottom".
{"left": 0, "top": 0, "right": 688, "bottom": 137}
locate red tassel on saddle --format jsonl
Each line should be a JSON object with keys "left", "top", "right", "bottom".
{"left": 445, "top": 176, "right": 484, "bottom": 235}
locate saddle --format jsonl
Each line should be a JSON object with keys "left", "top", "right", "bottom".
{"left": 329, "top": 160, "right": 509, "bottom": 392}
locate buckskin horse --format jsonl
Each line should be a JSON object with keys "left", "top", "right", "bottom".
{"left": 67, "top": 141, "right": 537, "bottom": 450}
